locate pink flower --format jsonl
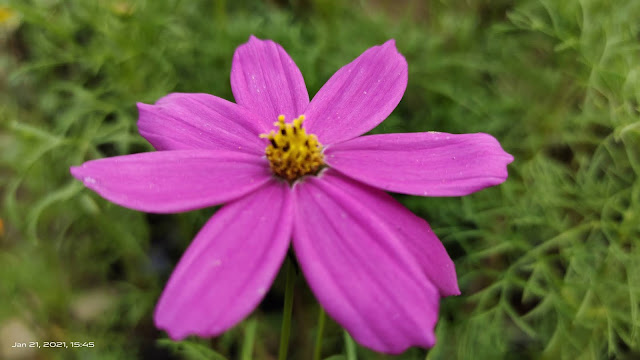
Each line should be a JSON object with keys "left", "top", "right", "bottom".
{"left": 70, "top": 36, "right": 513, "bottom": 354}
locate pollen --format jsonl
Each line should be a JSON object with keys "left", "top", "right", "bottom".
{"left": 260, "top": 115, "right": 324, "bottom": 182}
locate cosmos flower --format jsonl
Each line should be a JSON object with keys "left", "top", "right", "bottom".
{"left": 70, "top": 36, "right": 513, "bottom": 354}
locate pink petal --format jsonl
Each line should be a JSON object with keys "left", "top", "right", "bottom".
{"left": 231, "top": 35, "right": 309, "bottom": 123}
{"left": 137, "top": 93, "right": 267, "bottom": 154}
{"left": 292, "top": 171, "right": 440, "bottom": 354}
{"left": 304, "top": 40, "right": 407, "bottom": 145}
{"left": 321, "top": 169, "right": 459, "bottom": 297}
{"left": 70, "top": 150, "right": 271, "bottom": 213}
{"left": 325, "top": 132, "right": 514, "bottom": 197}
{"left": 155, "top": 180, "right": 293, "bottom": 339}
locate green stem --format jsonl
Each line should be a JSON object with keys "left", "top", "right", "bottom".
{"left": 240, "top": 317, "right": 257, "bottom": 360}
{"left": 313, "top": 307, "right": 326, "bottom": 360}
{"left": 278, "top": 258, "right": 296, "bottom": 360}
{"left": 344, "top": 330, "right": 357, "bottom": 360}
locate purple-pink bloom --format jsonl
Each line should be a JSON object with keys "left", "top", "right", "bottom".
{"left": 70, "top": 36, "right": 513, "bottom": 354}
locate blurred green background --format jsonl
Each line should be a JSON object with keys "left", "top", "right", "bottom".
{"left": 1, "top": 0, "right": 639, "bottom": 359}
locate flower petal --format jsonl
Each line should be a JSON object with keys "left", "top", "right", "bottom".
{"left": 137, "top": 93, "right": 267, "bottom": 154}
{"left": 304, "top": 40, "right": 408, "bottom": 145}
{"left": 321, "top": 169, "right": 459, "bottom": 296}
{"left": 325, "top": 132, "right": 514, "bottom": 196}
{"left": 70, "top": 150, "right": 271, "bottom": 213}
{"left": 155, "top": 180, "right": 293, "bottom": 339}
{"left": 292, "top": 171, "right": 440, "bottom": 354}
{"left": 231, "top": 35, "right": 309, "bottom": 123}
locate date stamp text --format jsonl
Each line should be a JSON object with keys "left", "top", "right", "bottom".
{"left": 11, "top": 341, "right": 95, "bottom": 349}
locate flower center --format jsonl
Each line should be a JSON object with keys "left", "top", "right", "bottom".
{"left": 260, "top": 114, "right": 324, "bottom": 182}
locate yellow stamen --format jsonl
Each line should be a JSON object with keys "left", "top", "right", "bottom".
{"left": 260, "top": 115, "right": 324, "bottom": 182}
